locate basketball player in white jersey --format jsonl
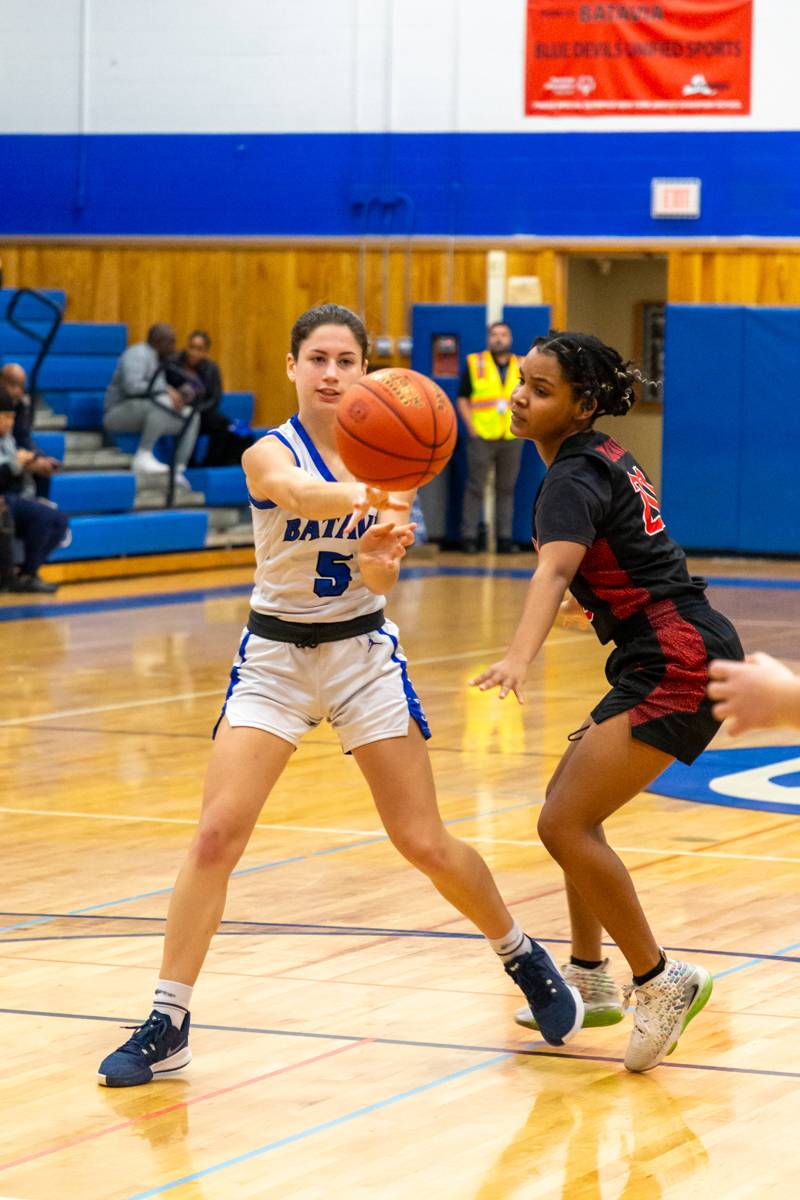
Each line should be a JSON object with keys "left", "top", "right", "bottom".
{"left": 98, "top": 304, "right": 582, "bottom": 1086}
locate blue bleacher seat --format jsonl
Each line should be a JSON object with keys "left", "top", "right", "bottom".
{"left": 49, "top": 511, "right": 209, "bottom": 561}
{"left": 49, "top": 472, "right": 136, "bottom": 515}
{"left": 0, "top": 322, "right": 126, "bottom": 357}
{"left": 185, "top": 466, "right": 247, "bottom": 506}
{"left": 3, "top": 354, "right": 119, "bottom": 391}
{"left": 109, "top": 433, "right": 140, "bottom": 455}
{"left": 220, "top": 392, "right": 254, "bottom": 424}
{"left": 1, "top": 285, "right": 257, "bottom": 565}
{"left": 44, "top": 392, "right": 105, "bottom": 429}
{"left": 32, "top": 432, "right": 65, "bottom": 460}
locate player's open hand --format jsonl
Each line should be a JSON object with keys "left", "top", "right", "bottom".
{"left": 469, "top": 657, "right": 528, "bottom": 704}
{"left": 358, "top": 521, "right": 416, "bottom": 568}
{"left": 344, "top": 485, "right": 409, "bottom": 535}
{"left": 708, "top": 651, "right": 799, "bottom": 735}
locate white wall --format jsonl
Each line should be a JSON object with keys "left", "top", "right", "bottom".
{"left": 0, "top": 0, "right": 796, "bottom": 134}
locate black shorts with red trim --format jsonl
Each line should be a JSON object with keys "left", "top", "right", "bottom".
{"left": 591, "top": 598, "right": 744, "bottom": 765}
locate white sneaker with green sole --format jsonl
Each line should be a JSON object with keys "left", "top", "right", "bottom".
{"left": 624, "top": 957, "right": 713, "bottom": 1073}
{"left": 515, "top": 958, "right": 624, "bottom": 1031}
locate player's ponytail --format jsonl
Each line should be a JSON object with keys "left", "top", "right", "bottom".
{"left": 290, "top": 304, "right": 369, "bottom": 361}
{"left": 532, "top": 331, "right": 661, "bottom": 419}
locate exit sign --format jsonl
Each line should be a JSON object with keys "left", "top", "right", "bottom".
{"left": 651, "top": 178, "right": 701, "bottom": 219}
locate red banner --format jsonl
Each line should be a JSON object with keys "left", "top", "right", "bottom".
{"left": 525, "top": 2, "right": 752, "bottom": 117}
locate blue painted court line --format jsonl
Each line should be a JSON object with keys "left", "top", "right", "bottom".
{"left": 705, "top": 575, "right": 800, "bottom": 591}
{"left": 0, "top": 794, "right": 541, "bottom": 936}
{"left": 0, "top": 582, "right": 254, "bottom": 623}
{"left": 1, "top": 566, "right": 798, "bottom": 623}
{"left": 710, "top": 938, "right": 800, "bottom": 980}
{"left": 123, "top": 1053, "right": 512, "bottom": 1199}
{"left": 0, "top": 854, "right": 306, "bottom": 934}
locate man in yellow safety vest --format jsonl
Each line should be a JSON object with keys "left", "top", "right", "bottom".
{"left": 456, "top": 322, "right": 524, "bottom": 553}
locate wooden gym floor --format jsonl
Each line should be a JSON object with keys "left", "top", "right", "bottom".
{"left": 1, "top": 552, "right": 799, "bottom": 1199}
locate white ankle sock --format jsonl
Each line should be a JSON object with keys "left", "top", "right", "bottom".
{"left": 153, "top": 979, "right": 193, "bottom": 1028}
{"left": 489, "top": 920, "right": 532, "bottom": 963}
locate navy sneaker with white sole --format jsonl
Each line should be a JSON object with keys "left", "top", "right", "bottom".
{"left": 97, "top": 1009, "right": 192, "bottom": 1087}
{"left": 505, "top": 941, "right": 585, "bottom": 1046}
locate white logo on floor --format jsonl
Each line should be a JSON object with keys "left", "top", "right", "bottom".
{"left": 709, "top": 756, "right": 800, "bottom": 806}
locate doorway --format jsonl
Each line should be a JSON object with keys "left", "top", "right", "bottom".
{"left": 566, "top": 253, "right": 667, "bottom": 488}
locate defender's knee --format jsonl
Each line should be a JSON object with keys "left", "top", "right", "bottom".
{"left": 537, "top": 806, "right": 569, "bottom": 861}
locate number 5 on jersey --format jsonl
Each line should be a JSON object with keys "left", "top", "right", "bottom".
{"left": 314, "top": 551, "right": 353, "bottom": 597}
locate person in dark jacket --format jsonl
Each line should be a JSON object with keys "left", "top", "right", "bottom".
{"left": 170, "top": 331, "right": 254, "bottom": 467}
{"left": 2, "top": 363, "right": 62, "bottom": 499}
{"left": 0, "top": 393, "right": 67, "bottom": 593}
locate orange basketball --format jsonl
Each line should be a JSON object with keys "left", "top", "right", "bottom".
{"left": 335, "top": 368, "right": 457, "bottom": 491}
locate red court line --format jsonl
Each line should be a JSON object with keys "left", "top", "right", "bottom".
{"left": 0, "top": 1037, "right": 370, "bottom": 1175}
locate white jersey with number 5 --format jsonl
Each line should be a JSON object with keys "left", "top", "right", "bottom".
{"left": 248, "top": 414, "right": 385, "bottom": 622}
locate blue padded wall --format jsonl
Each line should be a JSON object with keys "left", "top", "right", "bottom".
{"left": 502, "top": 306, "right": 550, "bottom": 546}
{"left": 739, "top": 309, "right": 800, "bottom": 554}
{"left": 662, "top": 305, "right": 745, "bottom": 552}
{"left": 411, "top": 303, "right": 550, "bottom": 544}
{"left": 663, "top": 304, "right": 800, "bottom": 554}
{"left": 411, "top": 304, "right": 488, "bottom": 543}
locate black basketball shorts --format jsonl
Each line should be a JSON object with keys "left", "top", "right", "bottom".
{"left": 591, "top": 599, "right": 744, "bottom": 765}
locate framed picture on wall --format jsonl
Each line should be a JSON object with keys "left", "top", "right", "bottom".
{"left": 636, "top": 302, "right": 665, "bottom": 405}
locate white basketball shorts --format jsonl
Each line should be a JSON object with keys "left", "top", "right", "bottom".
{"left": 215, "top": 618, "right": 430, "bottom": 753}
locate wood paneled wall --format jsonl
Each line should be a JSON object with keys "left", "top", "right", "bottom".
{"left": 0, "top": 243, "right": 563, "bottom": 427}
{"left": 1, "top": 241, "right": 797, "bottom": 426}
{"left": 0, "top": 244, "right": 560, "bottom": 426}
{"left": 668, "top": 249, "right": 800, "bottom": 305}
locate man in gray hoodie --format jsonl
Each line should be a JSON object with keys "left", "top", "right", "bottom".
{"left": 103, "top": 323, "right": 200, "bottom": 486}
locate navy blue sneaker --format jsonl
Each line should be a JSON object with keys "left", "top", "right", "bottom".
{"left": 97, "top": 1009, "right": 192, "bottom": 1087}
{"left": 505, "top": 941, "right": 585, "bottom": 1046}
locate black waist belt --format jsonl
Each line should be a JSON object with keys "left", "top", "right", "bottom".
{"left": 247, "top": 608, "right": 385, "bottom": 648}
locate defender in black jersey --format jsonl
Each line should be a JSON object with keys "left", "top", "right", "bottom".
{"left": 472, "top": 331, "right": 744, "bottom": 1073}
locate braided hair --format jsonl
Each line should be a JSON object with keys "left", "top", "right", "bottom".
{"left": 532, "top": 330, "right": 659, "bottom": 419}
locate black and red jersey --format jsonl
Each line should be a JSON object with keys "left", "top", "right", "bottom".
{"left": 534, "top": 430, "right": 707, "bottom": 645}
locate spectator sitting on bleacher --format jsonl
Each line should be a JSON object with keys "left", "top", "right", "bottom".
{"left": 103, "top": 323, "right": 200, "bottom": 487}
{"left": 169, "top": 330, "right": 254, "bottom": 467}
{"left": 1, "top": 362, "right": 63, "bottom": 499}
{"left": 0, "top": 497, "right": 15, "bottom": 593}
{"left": 0, "top": 392, "right": 68, "bottom": 593}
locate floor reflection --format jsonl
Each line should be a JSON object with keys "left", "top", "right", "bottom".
{"left": 474, "top": 1064, "right": 708, "bottom": 1199}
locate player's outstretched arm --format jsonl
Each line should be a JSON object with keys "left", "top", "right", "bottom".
{"left": 708, "top": 652, "right": 800, "bottom": 735}
{"left": 470, "top": 540, "right": 587, "bottom": 703}
{"left": 243, "top": 438, "right": 405, "bottom": 522}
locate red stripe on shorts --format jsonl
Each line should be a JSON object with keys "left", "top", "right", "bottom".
{"left": 629, "top": 599, "right": 709, "bottom": 727}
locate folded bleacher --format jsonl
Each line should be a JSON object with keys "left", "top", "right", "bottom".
{"left": 0, "top": 288, "right": 254, "bottom": 567}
